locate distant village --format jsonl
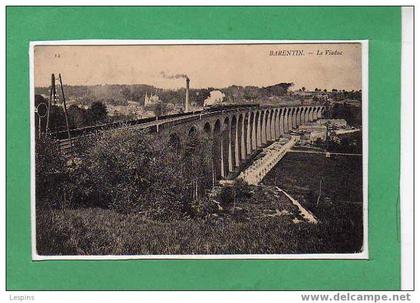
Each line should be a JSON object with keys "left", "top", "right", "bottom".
{"left": 35, "top": 83, "right": 362, "bottom": 123}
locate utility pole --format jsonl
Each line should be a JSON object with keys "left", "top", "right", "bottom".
{"left": 45, "top": 73, "right": 55, "bottom": 135}
{"left": 212, "top": 162, "right": 215, "bottom": 187}
{"left": 58, "top": 74, "right": 72, "bottom": 142}
{"left": 195, "top": 179, "right": 199, "bottom": 201}
{"left": 232, "top": 188, "right": 236, "bottom": 214}
{"left": 316, "top": 178, "right": 323, "bottom": 207}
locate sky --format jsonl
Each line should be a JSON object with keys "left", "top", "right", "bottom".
{"left": 34, "top": 43, "right": 362, "bottom": 91}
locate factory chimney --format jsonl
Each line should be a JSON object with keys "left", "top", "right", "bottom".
{"left": 185, "top": 77, "right": 190, "bottom": 112}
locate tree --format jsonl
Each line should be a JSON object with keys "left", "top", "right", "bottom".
{"left": 88, "top": 101, "right": 108, "bottom": 124}
{"left": 48, "top": 105, "right": 67, "bottom": 132}
{"left": 68, "top": 105, "right": 88, "bottom": 129}
{"left": 153, "top": 101, "right": 169, "bottom": 117}
{"left": 35, "top": 94, "right": 47, "bottom": 107}
{"left": 262, "top": 83, "right": 294, "bottom": 96}
{"left": 121, "top": 86, "right": 131, "bottom": 100}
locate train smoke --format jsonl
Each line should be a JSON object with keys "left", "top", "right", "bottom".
{"left": 160, "top": 71, "right": 189, "bottom": 80}
{"left": 204, "top": 90, "right": 226, "bottom": 106}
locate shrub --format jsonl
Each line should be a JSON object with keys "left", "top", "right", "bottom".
{"left": 68, "top": 128, "right": 213, "bottom": 217}
{"left": 232, "top": 180, "right": 253, "bottom": 200}
{"left": 71, "top": 129, "right": 163, "bottom": 212}
{"left": 191, "top": 197, "right": 219, "bottom": 218}
{"left": 220, "top": 187, "right": 235, "bottom": 206}
{"left": 219, "top": 181, "right": 253, "bottom": 207}
{"left": 35, "top": 136, "right": 71, "bottom": 209}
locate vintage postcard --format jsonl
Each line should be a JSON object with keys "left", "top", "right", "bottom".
{"left": 30, "top": 41, "right": 368, "bottom": 259}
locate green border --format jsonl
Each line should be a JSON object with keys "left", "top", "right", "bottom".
{"left": 6, "top": 6, "right": 401, "bottom": 290}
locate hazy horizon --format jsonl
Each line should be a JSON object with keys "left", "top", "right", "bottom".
{"left": 34, "top": 43, "right": 362, "bottom": 91}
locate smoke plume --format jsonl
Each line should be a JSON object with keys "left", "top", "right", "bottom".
{"left": 160, "top": 71, "right": 189, "bottom": 80}
{"left": 204, "top": 90, "right": 226, "bottom": 106}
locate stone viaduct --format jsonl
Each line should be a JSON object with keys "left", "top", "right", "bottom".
{"left": 156, "top": 105, "right": 326, "bottom": 180}
{"left": 59, "top": 104, "right": 325, "bottom": 182}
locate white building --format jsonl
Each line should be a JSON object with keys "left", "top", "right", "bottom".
{"left": 299, "top": 123, "right": 327, "bottom": 143}
{"left": 144, "top": 92, "right": 160, "bottom": 106}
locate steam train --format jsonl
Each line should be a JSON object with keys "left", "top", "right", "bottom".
{"left": 52, "top": 103, "right": 261, "bottom": 140}
{"left": 203, "top": 103, "right": 260, "bottom": 112}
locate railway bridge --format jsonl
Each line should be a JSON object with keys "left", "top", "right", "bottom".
{"left": 58, "top": 104, "right": 326, "bottom": 180}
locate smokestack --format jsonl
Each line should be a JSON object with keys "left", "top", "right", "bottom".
{"left": 185, "top": 77, "right": 190, "bottom": 112}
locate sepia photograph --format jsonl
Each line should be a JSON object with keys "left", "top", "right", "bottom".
{"left": 31, "top": 41, "right": 367, "bottom": 259}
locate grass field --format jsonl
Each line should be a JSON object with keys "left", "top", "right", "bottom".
{"left": 263, "top": 152, "right": 363, "bottom": 207}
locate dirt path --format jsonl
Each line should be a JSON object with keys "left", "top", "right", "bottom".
{"left": 275, "top": 186, "right": 318, "bottom": 224}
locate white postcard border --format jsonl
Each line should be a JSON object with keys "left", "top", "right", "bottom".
{"left": 29, "top": 39, "right": 369, "bottom": 260}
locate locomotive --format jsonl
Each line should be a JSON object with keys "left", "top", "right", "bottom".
{"left": 203, "top": 103, "right": 260, "bottom": 112}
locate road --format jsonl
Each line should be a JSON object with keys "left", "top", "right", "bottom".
{"left": 334, "top": 129, "right": 361, "bottom": 135}
{"left": 288, "top": 150, "right": 362, "bottom": 157}
{"left": 237, "top": 136, "right": 299, "bottom": 185}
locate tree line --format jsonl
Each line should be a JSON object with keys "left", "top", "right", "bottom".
{"left": 34, "top": 82, "right": 296, "bottom": 108}
{"left": 35, "top": 95, "right": 111, "bottom": 132}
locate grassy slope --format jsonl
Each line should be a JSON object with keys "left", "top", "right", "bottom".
{"left": 36, "top": 153, "right": 363, "bottom": 256}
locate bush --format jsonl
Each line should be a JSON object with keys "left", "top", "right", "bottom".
{"left": 71, "top": 128, "right": 172, "bottom": 213}
{"left": 191, "top": 197, "right": 219, "bottom": 218}
{"left": 233, "top": 180, "right": 253, "bottom": 200}
{"left": 219, "top": 181, "right": 253, "bottom": 207}
{"left": 220, "top": 187, "right": 235, "bottom": 206}
{"left": 35, "top": 127, "right": 215, "bottom": 218}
